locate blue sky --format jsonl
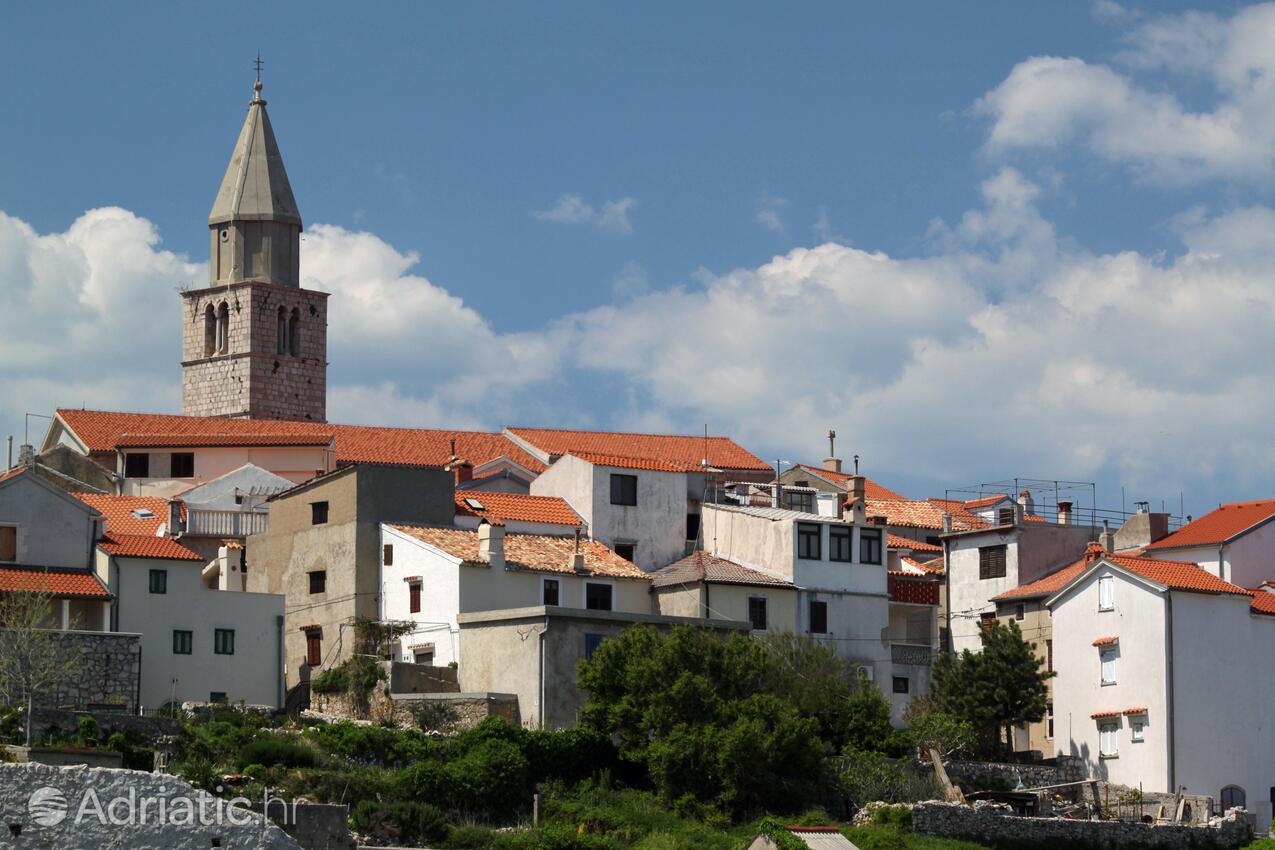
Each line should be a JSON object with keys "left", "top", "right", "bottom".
{"left": 3, "top": 1, "right": 1274, "bottom": 514}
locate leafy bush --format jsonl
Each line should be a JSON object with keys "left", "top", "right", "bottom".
{"left": 310, "top": 665, "right": 349, "bottom": 694}
{"left": 411, "top": 699, "right": 459, "bottom": 733}
{"left": 351, "top": 799, "right": 448, "bottom": 845}
{"left": 236, "top": 737, "right": 319, "bottom": 770}
{"left": 307, "top": 720, "right": 442, "bottom": 768}
{"left": 76, "top": 716, "right": 100, "bottom": 747}
{"left": 839, "top": 749, "right": 937, "bottom": 810}
{"left": 175, "top": 756, "right": 218, "bottom": 791}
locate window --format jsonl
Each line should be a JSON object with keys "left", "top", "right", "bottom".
{"left": 979, "top": 545, "right": 1007, "bottom": 579}
{"left": 1046, "top": 702, "right": 1054, "bottom": 739}
{"left": 1014, "top": 603, "right": 1025, "bottom": 621}
{"left": 1099, "top": 723, "right": 1119, "bottom": 758}
{"left": 214, "top": 629, "right": 235, "bottom": 655}
{"left": 614, "top": 543, "right": 636, "bottom": 562}
{"left": 414, "top": 649, "right": 434, "bottom": 666}
{"left": 1046, "top": 639, "right": 1053, "bottom": 672}
{"left": 584, "top": 633, "right": 606, "bottom": 661}
{"left": 1130, "top": 717, "right": 1145, "bottom": 742}
{"left": 748, "top": 597, "right": 768, "bottom": 631}
{"left": 311, "top": 501, "right": 329, "bottom": 525}
{"left": 277, "top": 306, "right": 288, "bottom": 355}
{"left": 289, "top": 307, "right": 301, "bottom": 356}
{"left": 1100, "top": 647, "right": 1117, "bottom": 685}
{"left": 892, "top": 676, "right": 910, "bottom": 694}
{"left": 1220, "top": 786, "right": 1246, "bottom": 811}
{"left": 1098, "top": 575, "right": 1114, "bottom": 611}
{"left": 979, "top": 612, "right": 997, "bottom": 634}
{"left": 585, "top": 582, "right": 613, "bottom": 611}
{"left": 383, "top": 544, "right": 393, "bottom": 565}
{"left": 204, "top": 304, "right": 217, "bottom": 357}
{"left": 809, "top": 599, "right": 828, "bottom": 634}
{"left": 216, "top": 301, "right": 230, "bottom": 354}
{"left": 787, "top": 491, "right": 814, "bottom": 513}
{"left": 308, "top": 570, "right": 326, "bottom": 594}
{"left": 829, "top": 526, "right": 852, "bottom": 562}
{"left": 125, "top": 453, "right": 150, "bottom": 479}
{"left": 543, "top": 578, "right": 560, "bottom": 606}
{"left": 0, "top": 526, "right": 15, "bottom": 562}
{"left": 686, "top": 512, "right": 701, "bottom": 542}
{"left": 409, "top": 581, "right": 421, "bottom": 614}
{"left": 149, "top": 569, "right": 167, "bottom": 594}
{"left": 304, "top": 629, "right": 322, "bottom": 667}
{"left": 859, "top": 529, "right": 883, "bottom": 565}
{"left": 609, "top": 473, "right": 638, "bottom": 506}
{"left": 172, "top": 630, "right": 193, "bottom": 655}
{"left": 998, "top": 507, "right": 1014, "bottom": 525}
{"left": 797, "top": 523, "right": 822, "bottom": 560}
{"left": 170, "top": 452, "right": 195, "bottom": 478}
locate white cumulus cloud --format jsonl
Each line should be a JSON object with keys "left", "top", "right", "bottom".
{"left": 533, "top": 193, "right": 637, "bottom": 234}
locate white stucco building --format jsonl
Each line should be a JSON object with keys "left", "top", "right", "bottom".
{"left": 379, "top": 521, "right": 651, "bottom": 667}
{"left": 1048, "top": 544, "right": 1275, "bottom": 829}
{"left": 1143, "top": 499, "right": 1275, "bottom": 588}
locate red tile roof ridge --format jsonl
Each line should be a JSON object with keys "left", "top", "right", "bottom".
{"left": 565, "top": 451, "right": 697, "bottom": 473}
{"left": 1147, "top": 499, "right": 1275, "bottom": 550}
{"left": 454, "top": 490, "right": 582, "bottom": 526}
{"left": 0, "top": 566, "right": 112, "bottom": 599}
{"left": 98, "top": 533, "right": 203, "bottom": 561}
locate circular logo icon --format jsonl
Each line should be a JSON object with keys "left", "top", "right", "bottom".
{"left": 28, "top": 786, "right": 68, "bottom": 826}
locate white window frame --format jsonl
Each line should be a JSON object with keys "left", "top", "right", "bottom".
{"left": 541, "top": 576, "right": 562, "bottom": 607}
{"left": 1130, "top": 717, "right": 1145, "bottom": 742}
{"left": 582, "top": 579, "right": 615, "bottom": 611}
{"left": 1100, "top": 647, "right": 1117, "bottom": 686}
{"left": 1098, "top": 575, "right": 1114, "bottom": 611}
{"left": 1099, "top": 722, "right": 1119, "bottom": 758}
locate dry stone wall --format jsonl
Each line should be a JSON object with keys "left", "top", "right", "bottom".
{"left": 0, "top": 762, "right": 301, "bottom": 849}
{"left": 19, "top": 631, "right": 142, "bottom": 712}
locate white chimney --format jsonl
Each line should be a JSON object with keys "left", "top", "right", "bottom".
{"left": 1017, "top": 489, "right": 1034, "bottom": 517}
{"left": 478, "top": 521, "right": 505, "bottom": 569}
{"left": 1057, "top": 500, "right": 1073, "bottom": 526}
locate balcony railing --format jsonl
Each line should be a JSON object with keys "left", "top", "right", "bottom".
{"left": 891, "top": 642, "right": 933, "bottom": 666}
{"left": 185, "top": 509, "right": 269, "bottom": 538}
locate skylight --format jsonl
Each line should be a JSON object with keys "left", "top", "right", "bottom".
{"left": 464, "top": 498, "right": 485, "bottom": 511}
{"left": 131, "top": 508, "right": 156, "bottom": 520}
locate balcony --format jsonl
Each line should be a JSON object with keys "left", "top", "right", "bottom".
{"left": 891, "top": 642, "right": 933, "bottom": 666}
{"left": 185, "top": 509, "right": 269, "bottom": 538}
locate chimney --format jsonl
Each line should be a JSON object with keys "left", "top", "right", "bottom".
{"left": 942, "top": 514, "right": 953, "bottom": 534}
{"left": 1057, "top": 500, "right": 1073, "bottom": 525}
{"left": 477, "top": 521, "right": 505, "bottom": 569}
{"left": 18, "top": 443, "right": 34, "bottom": 467}
{"left": 1101, "top": 520, "right": 1115, "bottom": 553}
{"left": 1017, "top": 489, "right": 1034, "bottom": 517}
{"left": 450, "top": 459, "right": 473, "bottom": 485}
{"left": 1083, "top": 541, "right": 1106, "bottom": 564}
{"left": 569, "top": 528, "right": 587, "bottom": 572}
{"left": 167, "top": 499, "right": 184, "bottom": 537}
{"left": 1012, "top": 502, "right": 1025, "bottom": 525}
{"left": 823, "top": 457, "right": 842, "bottom": 474}
{"left": 845, "top": 475, "right": 867, "bottom": 523}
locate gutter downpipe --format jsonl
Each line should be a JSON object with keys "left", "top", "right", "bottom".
{"left": 537, "top": 617, "right": 548, "bottom": 729}
{"left": 1165, "top": 590, "right": 1176, "bottom": 793}
{"left": 276, "top": 614, "right": 285, "bottom": 709}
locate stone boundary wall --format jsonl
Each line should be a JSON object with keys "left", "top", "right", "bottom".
{"left": 308, "top": 688, "right": 519, "bottom": 730}
{"left": 28, "top": 707, "right": 180, "bottom": 742}
{"left": 943, "top": 757, "right": 1085, "bottom": 792}
{"left": 913, "top": 801, "right": 1254, "bottom": 849}
{"left": 21, "top": 631, "right": 142, "bottom": 712}
{"left": 0, "top": 762, "right": 301, "bottom": 849}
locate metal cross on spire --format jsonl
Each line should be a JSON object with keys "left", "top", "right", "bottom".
{"left": 254, "top": 52, "right": 264, "bottom": 83}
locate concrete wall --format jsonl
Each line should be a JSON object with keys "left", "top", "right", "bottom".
{"left": 0, "top": 762, "right": 302, "bottom": 849}
{"left": 380, "top": 524, "right": 653, "bottom": 667}
{"left": 458, "top": 606, "right": 749, "bottom": 729}
{"left": 104, "top": 551, "right": 284, "bottom": 708}
{"left": 531, "top": 455, "right": 689, "bottom": 571}
{"left": 247, "top": 466, "right": 453, "bottom": 688}
{"left": 119, "top": 445, "right": 332, "bottom": 498}
{"left": 0, "top": 472, "right": 99, "bottom": 569}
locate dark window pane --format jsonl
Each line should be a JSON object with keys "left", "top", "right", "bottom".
{"left": 829, "top": 526, "right": 852, "bottom": 562}
{"left": 614, "top": 543, "right": 635, "bottom": 562}
{"left": 893, "top": 676, "right": 910, "bottom": 694}
{"left": 311, "top": 501, "right": 329, "bottom": 525}
{"left": 809, "top": 600, "right": 828, "bottom": 634}
{"left": 585, "top": 583, "right": 613, "bottom": 611}
{"left": 610, "top": 474, "right": 638, "bottom": 506}
{"left": 170, "top": 452, "right": 195, "bottom": 478}
{"left": 306, "top": 631, "right": 322, "bottom": 667}
{"left": 859, "top": 530, "right": 883, "bottom": 565}
{"left": 409, "top": 583, "right": 421, "bottom": 614}
{"left": 584, "top": 633, "right": 605, "bottom": 661}
{"left": 149, "top": 569, "right": 167, "bottom": 594}
{"left": 543, "top": 579, "right": 560, "bottom": 606}
{"left": 748, "top": 597, "right": 768, "bottom": 631}
{"left": 686, "top": 513, "right": 700, "bottom": 542}
{"left": 797, "top": 523, "right": 822, "bottom": 560}
{"left": 124, "top": 453, "right": 150, "bottom": 479}
{"left": 214, "top": 629, "right": 235, "bottom": 655}
{"left": 172, "top": 630, "right": 192, "bottom": 655}
{"left": 383, "top": 544, "right": 393, "bottom": 565}
{"left": 309, "top": 571, "right": 326, "bottom": 594}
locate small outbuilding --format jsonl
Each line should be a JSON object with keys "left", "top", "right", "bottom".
{"left": 746, "top": 826, "right": 860, "bottom": 849}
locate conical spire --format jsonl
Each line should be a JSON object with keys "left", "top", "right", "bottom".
{"left": 208, "top": 78, "right": 301, "bottom": 227}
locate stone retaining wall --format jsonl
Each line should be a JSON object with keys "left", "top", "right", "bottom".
{"left": 943, "top": 757, "right": 1085, "bottom": 792}
{"left": 28, "top": 707, "right": 180, "bottom": 743}
{"left": 28, "top": 631, "right": 142, "bottom": 711}
{"left": 913, "top": 800, "right": 1253, "bottom": 849}
{"left": 308, "top": 687, "right": 519, "bottom": 730}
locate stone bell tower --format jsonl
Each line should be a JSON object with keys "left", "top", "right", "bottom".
{"left": 180, "top": 74, "right": 328, "bottom": 422}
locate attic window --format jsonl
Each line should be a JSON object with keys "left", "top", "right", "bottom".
{"left": 131, "top": 508, "right": 156, "bottom": 520}
{"left": 464, "top": 498, "right": 485, "bottom": 511}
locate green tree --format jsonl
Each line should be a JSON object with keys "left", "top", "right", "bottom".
{"left": 0, "top": 590, "right": 85, "bottom": 746}
{"left": 930, "top": 620, "right": 1053, "bottom": 756}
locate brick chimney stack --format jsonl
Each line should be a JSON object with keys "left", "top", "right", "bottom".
{"left": 1084, "top": 541, "right": 1106, "bottom": 564}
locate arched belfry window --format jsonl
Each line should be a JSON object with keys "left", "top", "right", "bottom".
{"left": 1220, "top": 785, "right": 1246, "bottom": 811}
{"left": 289, "top": 307, "right": 301, "bottom": 357}
{"left": 216, "top": 301, "right": 230, "bottom": 355}
{"left": 277, "top": 306, "right": 288, "bottom": 355}
{"left": 203, "top": 304, "right": 217, "bottom": 357}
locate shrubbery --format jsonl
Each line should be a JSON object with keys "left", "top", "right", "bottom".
{"left": 236, "top": 736, "right": 318, "bottom": 770}
{"left": 351, "top": 799, "right": 448, "bottom": 846}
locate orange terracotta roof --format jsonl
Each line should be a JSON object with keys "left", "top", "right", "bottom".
{"left": 506, "top": 427, "right": 770, "bottom": 472}
{"left": 387, "top": 525, "right": 648, "bottom": 579}
{"left": 72, "top": 493, "right": 168, "bottom": 536}
{"left": 1091, "top": 710, "right": 1122, "bottom": 719}
{"left": 865, "top": 498, "right": 987, "bottom": 531}
{"left": 1001, "top": 550, "right": 1250, "bottom": 603}
{"left": 651, "top": 551, "right": 794, "bottom": 588}
{"left": 54, "top": 409, "right": 547, "bottom": 473}
{"left": 1092, "top": 635, "right": 1118, "bottom": 646}
{"left": 0, "top": 566, "right": 111, "bottom": 599}
{"left": 994, "top": 559, "right": 1088, "bottom": 601}
{"left": 790, "top": 465, "right": 905, "bottom": 500}
{"left": 0, "top": 467, "right": 25, "bottom": 485}
{"left": 1147, "top": 499, "right": 1275, "bottom": 550}
{"left": 1249, "top": 591, "right": 1275, "bottom": 616}
{"left": 888, "top": 534, "right": 942, "bottom": 553}
{"left": 567, "top": 451, "right": 695, "bottom": 473}
{"left": 902, "top": 556, "right": 945, "bottom": 575}
{"left": 116, "top": 432, "right": 335, "bottom": 448}
{"left": 963, "top": 495, "right": 1008, "bottom": 510}
{"left": 1123, "top": 707, "right": 1147, "bottom": 715}
{"left": 454, "top": 490, "right": 582, "bottom": 527}
{"left": 98, "top": 534, "right": 203, "bottom": 561}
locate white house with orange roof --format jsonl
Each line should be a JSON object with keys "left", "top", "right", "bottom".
{"left": 379, "top": 522, "right": 650, "bottom": 666}
{"left": 1047, "top": 544, "right": 1275, "bottom": 829}
{"left": 1142, "top": 499, "right": 1275, "bottom": 588}
{"left": 73, "top": 491, "right": 285, "bottom": 709}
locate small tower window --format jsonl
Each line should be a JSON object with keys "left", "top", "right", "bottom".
{"left": 289, "top": 307, "right": 301, "bottom": 357}
{"left": 204, "top": 304, "right": 217, "bottom": 357}
{"left": 277, "top": 306, "right": 287, "bottom": 355}
{"left": 216, "top": 301, "right": 230, "bottom": 354}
